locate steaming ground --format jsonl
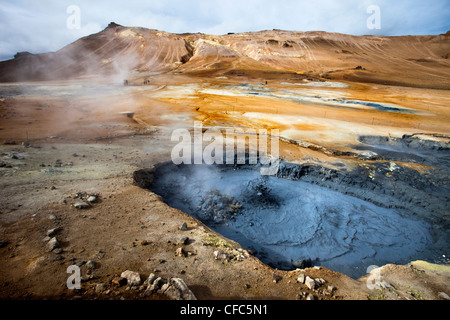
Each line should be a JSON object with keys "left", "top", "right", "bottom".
{"left": 147, "top": 162, "right": 435, "bottom": 279}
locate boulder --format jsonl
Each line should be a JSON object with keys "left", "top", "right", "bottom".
{"left": 305, "top": 276, "right": 316, "bottom": 290}
{"left": 120, "top": 270, "right": 141, "bottom": 286}
{"left": 73, "top": 200, "right": 90, "bottom": 209}
{"left": 45, "top": 237, "right": 60, "bottom": 252}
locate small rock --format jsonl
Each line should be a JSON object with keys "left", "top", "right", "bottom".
{"left": 145, "top": 277, "right": 164, "bottom": 296}
{"left": 87, "top": 195, "right": 97, "bottom": 203}
{"left": 73, "top": 200, "right": 90, "bottom": 209}
{"left": 95, "top": 283, "right": 106, "bottom": 293}
{"left": 180, "top": 222, "right": 188, "bottom": 231}
{"left": 327, "top": 285, "right": 336, "bottom": 293}
{"left": 175, "top": 247, "right": 186, "bottom": 257}
{"left": 86, "top": 260, "right": 97, "bottom": 270}
{"left": 121, "top": 270, "right": 141, "bottom": 286}
{"left": 165, "top": 278, "right": 197, "bottom": 300}
{"left": 213, "top": 250, "right": 230, "bottom": 261}
{"left": 147, "top": 273, "right": 157, "bottom": 285}
{"left": 48, "top": 214, "right": 57, "bottom": 220}
{"left": 297, "top": 273, "right": 305, "bottom": 284}
{"left": 438, "top": 292, "right": 450, "bottom": 300}
{"left": 306, "top": 293, "right": 315, "bottom": 300}
{"left": 305, "top": 276, "right": 316, "bottom": 290}
{"left": 140, "top": 240, "right": 150, "bottom": 246}
{"left": 10, "top": 152, "right": 24, "bottom": 160}
{"left": 315, "top": 278, "right": 326, "bottom": 286}
{"left": 111, "top": 277, "right": 127, "bottom": 287}
{"left": 272, "top": 273, "right": 281, "bottom": 283}
{"left": 47, "top": 227, "right": 62, "bottom": 237}
{"left": 180, "top": 237, "right": 189, "bottom": 245}
{"left": 45, "top": 237, "right": 60, "bottom": 252}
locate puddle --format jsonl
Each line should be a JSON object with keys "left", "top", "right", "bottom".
{"left": 199, "top": 83, "right": 415, "bottom": 114}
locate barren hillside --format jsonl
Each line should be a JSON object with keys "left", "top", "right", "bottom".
{"left": 1, "top": 23, "right": 449, "bottom": 89}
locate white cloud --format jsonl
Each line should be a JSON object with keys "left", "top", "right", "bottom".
{"left": 0, "top": 0, "right": 449, "bottom": 61}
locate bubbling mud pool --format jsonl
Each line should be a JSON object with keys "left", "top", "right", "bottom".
{"left": 137, "top": 161, "right": 441, "bottom": 279}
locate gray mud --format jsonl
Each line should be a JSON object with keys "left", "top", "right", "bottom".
{"left": 135, "top": 141, "right": 449, "bottom": 278}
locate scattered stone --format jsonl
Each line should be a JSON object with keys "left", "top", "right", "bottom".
{"left": 47, "top": 227, "right": 62, "bottom": 237}
{"left": 45, "top": 237, "right": 60, "bottom": 252}
{"left": 95, "top": 283, "right": 106, "bottom": 293}
{"left": 87, "top": 195, "right": 97, "bottom": 203}
{"left": 163, "top": 278, "right": 197, "bottom": 300}
{"left": 315, "top": 278, "right": 326, "bottom": 286}
{"left": 327, "top": 285, "right": 336, "bottom": 293}
{"left": 306, "top": 293, "right": 316, "bottom": 300}
{"left": 140, "top": 240, "right": 150, "bottom": 246}
{"left": 305, "top": 276, "right": 316, "bottom": 290}
{"left": 180, "top": 237, "right": 189, "bottom": 245}
{"left": 50, "top": 185, "right": 56, "bottom": 190}
{"left": 213, "top": 250, "right": 230, "bottom": 261}
{"left": 175, "top": 247, "right": 186, "bottom": 257}
{"left": 180, "top": 222, "right": 188, "bottom": 231}
{"left": 147, "top": 273, "right": 157, "bottom": 285}
{"left": 272, "top": 273, "right": 281, "bottom": 283}
{"left": 145, "top": 277, "right": 165, "bottom": 296}
{"left": 54, "top": 159, "right": 63, "bottom": 167}
{"left": 48, "top": 214, "right": 57, "bottom": 220}
{"left": 120, "top": 270, "right": 141, "bottom": 286}
{"left": 86, "top": 260, "right": 97, "bottom": 270}
{"left": 53, "top": 248, "right": 63, "bottom": 254}
{"left": 438, "top": 292, "right": 450, "bottom": 300}
{"left": 73, "top": 200, "right": 90, "bottom": 209}
{"left": 10, "top": 152, "right": 24, "bottom": 160}
{"left": 111, "top": 277, "right": 127, "bottom": 287}
{"left": 297, "top": 273, "right": 305, "bottom": 284}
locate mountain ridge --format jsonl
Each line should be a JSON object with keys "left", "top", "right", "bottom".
{"left": 1, "top": 22, "right": 449, "bottom": 88}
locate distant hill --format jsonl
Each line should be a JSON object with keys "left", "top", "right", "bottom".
{"left": 1, "top": 22, "right": 449, "bottom": 88}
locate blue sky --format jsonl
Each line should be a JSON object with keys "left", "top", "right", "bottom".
{"left": 0, "top": 0, "right": 449, "bottom": 61}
